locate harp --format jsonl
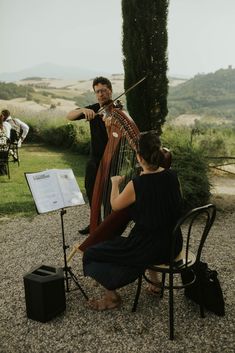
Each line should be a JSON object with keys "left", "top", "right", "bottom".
{"left": 89, "top": 108, "right": 140, "bottom": 234}
{"left": 66, "top": 108, "right": 139, "bottom": 260}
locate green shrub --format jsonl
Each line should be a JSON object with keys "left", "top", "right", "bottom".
{"left": 43, "top": 123, "right": 77, "bottom": 148}
{"left": 27, "top": 118, "right": 91, "bottom": 154}
{"left": 70, "top": 125, "right": 90, "bottom": 154}
{"left": 26, "top": 123, "right": 42, "bottom": 142}
{"left": 171, "top": 145, "right": 210, "bottom": 210}
{"left": 162, "top": 127, "right": 211, "bottom": 210}
{"left": 198, "top": 136, "right": 227, "bottom": 156}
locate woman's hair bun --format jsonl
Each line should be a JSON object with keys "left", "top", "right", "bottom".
{"left": 138, "top": 131, "right": 161, "bottom": 168}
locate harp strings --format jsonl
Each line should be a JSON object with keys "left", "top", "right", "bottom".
{"left": 102, "top": 135, "right": 137, "bottom": 219}
{"left": 98, "top": 108, "right": 139, "bottom": 222}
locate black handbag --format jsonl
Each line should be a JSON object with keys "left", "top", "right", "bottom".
{"left": 181, "top": 261, "right": 225, "bottom": 316}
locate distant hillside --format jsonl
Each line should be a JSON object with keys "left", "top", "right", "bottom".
{"left": 0, "top": 62, "right": 188, "bottom": 86}
{"left": 0, "top": 82, "right": 35, "bottom": 100}
{"left": 168, "top": 68, "right": 235, "bottom": 121}
{"left": 0, "top": 73, "right": 186, "bottom": 111}
{"left": 0, "top": 62, "right": 110, "bottom": 82}
{"left": 1, "top": 67, "right": 234, "bottom": 127}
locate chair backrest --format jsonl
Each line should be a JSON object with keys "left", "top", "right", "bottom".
{"left": 170, "top": 204, "right": 216, "bottom": 268}
{"left": 9, "top": 118, "right": 23, "bottom": 143}
{"left": 0, "top": 140, "right": 10, "bottom": 154}
{"left": 0, "top": 128, "right": 9, "bottom": 146}
{"left": 0, "top": 140, "right": 11, "bottom": 177}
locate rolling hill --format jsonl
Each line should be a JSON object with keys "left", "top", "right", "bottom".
{"left": 168, "top": 67, "right": 235, "bottom": 122}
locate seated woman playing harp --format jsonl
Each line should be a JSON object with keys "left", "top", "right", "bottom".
{"left": 82, "top": 131, "right": 183, "bottom": 310}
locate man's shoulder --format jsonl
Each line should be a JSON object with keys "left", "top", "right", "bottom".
{"left": 86, "top": 103, "right": 100, "bottom": 112}
{"left": 8, "top": 117, "right": 20, "bottom": 124}
{"left": 13, "top": 117, "right": 24, "bottom": 124}
{"left": 3, "top": 121, "right": 11, "bottom": 128}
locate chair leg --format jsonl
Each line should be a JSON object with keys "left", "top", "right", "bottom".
{"left": 7, "top": 162, "right": 10, "bottom": 179}
{"left": 199, "top": 280, "right": 205, "bottom": 318}
{"left": 160, "top": 273, "right": 166, "bottom": 298}
{"left": 169, "top": 273, "right": 174, "bottom": 340}
{"left": 132, "top": 275, "right": 142, "bottom": 312}
{"left": 16, "top": 147, "right": 20, "bottom": 166}
{"left": 199, "top": 303, "right": 205, "bottom": 318}
{"left": 0, "top": 162, "right": 10, "bottom": 179}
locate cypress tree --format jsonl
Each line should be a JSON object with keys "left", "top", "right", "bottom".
{"left": 122, "top": 0, "right": 169, "bottom": 133}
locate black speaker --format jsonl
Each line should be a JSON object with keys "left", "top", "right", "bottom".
{"left": 23, "top": 265, "right": 66, "bottom": 322}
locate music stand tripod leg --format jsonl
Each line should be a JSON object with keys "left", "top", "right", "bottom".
{"left": 60, "top": 209, "right": 88, "bottom": 300}
{"left": 66, "top": 267, "right": 88, "bottom": 299}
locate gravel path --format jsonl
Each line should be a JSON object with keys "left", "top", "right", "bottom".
{"left": 0, "top": 197, "right": 234, "bottom": 353}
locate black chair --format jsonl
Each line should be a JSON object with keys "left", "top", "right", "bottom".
{"left": 0, "top": 141, "right": 11, "bottom": 179}
{"left": 132, "top": 204, "right": 217, "bottom": 340}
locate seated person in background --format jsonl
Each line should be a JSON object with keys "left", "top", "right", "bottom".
{"left": 82, "top": 131, "right": 183, "bottom": 310}
{"left": 1, "top": 109, "right": 29, "bottom": 147}
{"left": 1, "top": 109, "right": 29, "bottom": 162}
{"left": 0, "top": 114, "right": 11, "bottom": 175}
{"left": 0, "top": 113, "right": 11, "bottom": 142}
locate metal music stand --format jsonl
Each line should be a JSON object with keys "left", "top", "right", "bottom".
{"left": 24, "top": 169, "right": 88, "bottom": 301}
{"left": 60, "top": 208, "right": 88, "bottom": 300}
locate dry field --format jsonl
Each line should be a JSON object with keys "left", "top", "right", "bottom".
{"left": 0, "top": 75, "right": 125, "bottom": 114}
{"left": 0, "top": 97, "right": 77, "bottom": 114}
{"left": 0, "top": 75, "right": 187, "bottom": 115}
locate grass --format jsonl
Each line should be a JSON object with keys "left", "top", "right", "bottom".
{"left": 0, "top": 143, "right": 87, "bottom": 218}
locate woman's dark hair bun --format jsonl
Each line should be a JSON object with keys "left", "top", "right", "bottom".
{"left": 138, "top": 131, "right": 161, "bottom": 168}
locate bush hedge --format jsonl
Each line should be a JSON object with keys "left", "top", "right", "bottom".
{"left": 171, "top": 145, "right": 210, "bottom": 210}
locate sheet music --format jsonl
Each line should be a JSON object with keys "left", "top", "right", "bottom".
{"left": 25, "top": 169, "right": 85, "bottom": 213}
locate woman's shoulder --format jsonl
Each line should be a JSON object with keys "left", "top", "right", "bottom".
{"left": 165, "top": 168, "right": 178, "bottom": 176}
{"left": 132, "top": 173, "right": 162, "bottom": 187}
{"left": 133, "top": 169, "right": 178, "bottom": 183}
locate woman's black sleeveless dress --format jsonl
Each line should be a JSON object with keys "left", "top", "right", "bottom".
{"left": 83, "top": 169, "right": 183, "bottom": 290}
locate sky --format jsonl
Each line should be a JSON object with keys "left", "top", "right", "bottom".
{"left": 0, "top": 0, "right": 234, "bottom": 78}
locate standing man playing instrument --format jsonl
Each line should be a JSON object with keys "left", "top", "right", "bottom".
{"left": 66, "top": 77, "right": 113, "bottom": 235}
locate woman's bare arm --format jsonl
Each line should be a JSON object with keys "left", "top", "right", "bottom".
{"left": 110, "top": 177, "right": 135, "bottom": 211}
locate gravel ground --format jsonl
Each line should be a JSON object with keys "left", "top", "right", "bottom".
{"left": 0, "top": 197, "right": 234, "bottom": 353}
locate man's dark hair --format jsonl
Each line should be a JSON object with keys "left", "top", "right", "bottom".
{"left": 1, "top": 109, "right": 10, "bottom": 119}
{"left": 92, "top": 77, "right": 112, "bottom": 91}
